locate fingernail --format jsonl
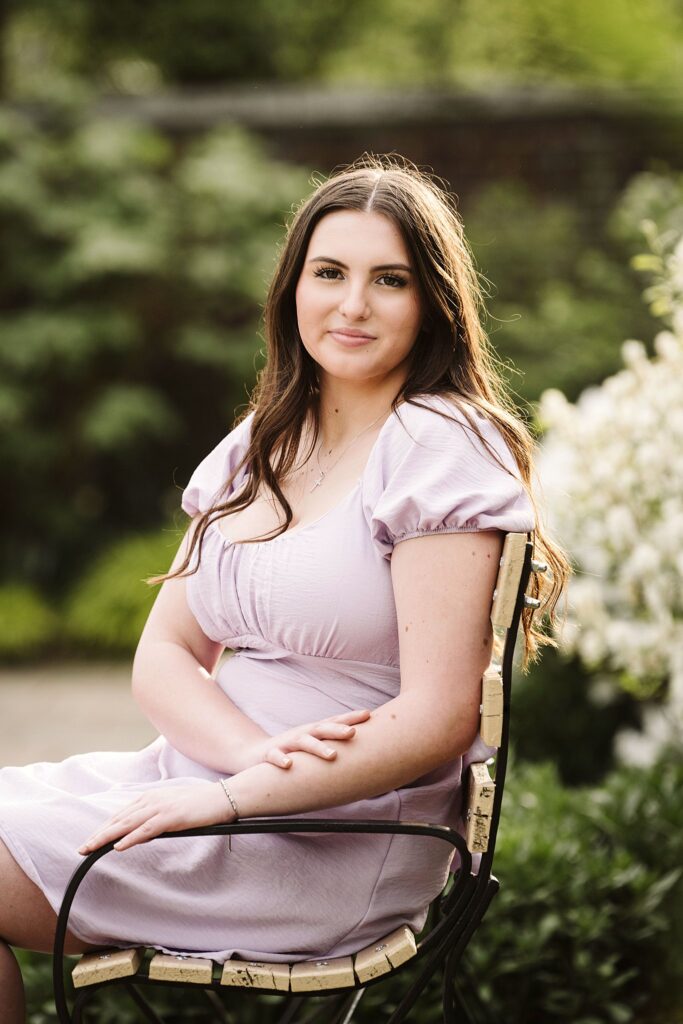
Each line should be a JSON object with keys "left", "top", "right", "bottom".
{"left": 324, "top": 748, "right": 335, "bottom": 756}
{"left": 283, "top": 757, "right": 292, "bottom": 767}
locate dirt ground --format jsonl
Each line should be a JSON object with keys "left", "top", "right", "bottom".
{"left": 0, "top": 662, "right": 158, "bottom": 767}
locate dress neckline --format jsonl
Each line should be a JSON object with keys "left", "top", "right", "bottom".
{"left": 210, "top": 404, "right": 401, "bottom": 547}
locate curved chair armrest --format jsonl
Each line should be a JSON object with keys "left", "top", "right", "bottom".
{"left": 54, "top": 817, "right": 472, "bottom": 1020}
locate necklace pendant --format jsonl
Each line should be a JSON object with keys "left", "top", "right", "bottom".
{"left": 310, "top": 472, "right": 325, "bottom": 492}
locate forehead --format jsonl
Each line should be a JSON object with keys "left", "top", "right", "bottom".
{"left": 306, "top": 209, "right": 412, "bottom": 264}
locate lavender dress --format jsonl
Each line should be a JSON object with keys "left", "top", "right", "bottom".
{"left": 0, "top": 394, "right": 534, "bottom": 962}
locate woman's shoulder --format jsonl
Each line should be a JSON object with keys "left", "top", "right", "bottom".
{"left": 378, "top": 392, "right": 514, "bottom": 469}
{"left": 363, "top": 392, "right": 534, "bottom": 557}
{"left": 181, "top": 410, "right": 255, "bottom": 517}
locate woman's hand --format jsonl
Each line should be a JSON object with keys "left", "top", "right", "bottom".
{"left": 248, "top": 709, "right": 372, "bottom": 771}
{"left": 78, "top": 783, "right": 234, "bottom": 855}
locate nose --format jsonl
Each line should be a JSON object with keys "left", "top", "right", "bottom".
{"left": 337, "top": 280, "right": 371, "bottom": 321}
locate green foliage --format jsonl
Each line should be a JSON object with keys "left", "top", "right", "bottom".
{"left": 17, "top": 753, "right": 683, "bottom": 1022}
{"left": 0, "top": 101, "right": 309, "bottom": 594}
{"left": 7, "top": 0, "right": 683, "bottom": 101}
{"left": 462, "top": 754, "right": 683, "bottom": 1022}
{"left": 609, "top": 169, "right": 683, "bottom": 322}
{"left": 62, "top": 528, "right": 183, "bottom": 654}
{"left": 464, "top": 180, "right": 661, "bottom": 404}
{"left": 511, "top": 649, "right": 642, "bottom": 786}
{"left": 0, "top": 584, "right": 59, "bottom": 660}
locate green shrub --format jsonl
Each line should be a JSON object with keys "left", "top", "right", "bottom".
{"left": 511, "top": 649, "right": 642, "bottom": 786}
{"left": 0, "top": 583, "right": 59, "bottom": 661}
{"left": 462, "top": 754, "right": 683, "bottom": 1023}
{"left": 62, "top": 527, "right": 182, "bottom": 655}
{"left": 0, "top": 101, "right": 310, "bottom": 594}
{"left": 464, "top": 179, "right": 662, "bottom": 405}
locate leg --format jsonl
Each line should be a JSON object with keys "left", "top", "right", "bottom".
{"left": 0, "top": 839, "right": 98, "bottom": 1024}
{"left": 0, "top": 839, "right": 96, "bottom": 954}
{"left": 0, "top": 942, "right": 24, "bottom": 1024}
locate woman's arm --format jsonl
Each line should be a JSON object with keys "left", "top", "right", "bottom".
{"left": 131, "top": 524, "right": 270, "bottom": 773}
{"left": 226, "top": 528, "right": 502, "bottom": 815}
{"left": 81, "top": 528, "right": 503, "bottom": 854}
{"left": 132, "top": 523, "right": 368, "bottom": 774}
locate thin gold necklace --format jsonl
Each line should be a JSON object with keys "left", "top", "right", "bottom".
{"left": 310, "top": 410, "right": 389, "bottom": 493}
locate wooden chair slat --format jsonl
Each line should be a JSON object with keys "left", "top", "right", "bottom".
{"left": 290, "top": 955, "right": 355, "bottom": 991}
{"left": 220, "top": 959, "right": 290, "bottom": 990}
{"left": 72, "top": 947, "right": 142, "bottom": 988}
{"left": 490, "top": 533, "right": 527, "bottom": 629}
{"left": 480, "top": 714, "right": 503, "bottom": 747}
{"left": 148, "top": 953, "right": 213, "bottom": 984}
{"left": 353, "top": 925, "right": 417, "bottom": 983}
{"left": 480, "top": 666, "right": 504, "bottom": 746}
{"left": 465, "top": 762, "right": 496, "bottom": 853}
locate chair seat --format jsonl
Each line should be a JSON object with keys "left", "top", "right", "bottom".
{"left": 71, "top": 924, "right": 418, "bottom": 993}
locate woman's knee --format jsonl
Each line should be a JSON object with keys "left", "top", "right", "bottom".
{"left": 0, "top": 839, "right": 94, "bottom": 954}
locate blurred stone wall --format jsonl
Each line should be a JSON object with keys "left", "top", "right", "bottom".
{"left": 87, "top": 83, "right": 683, "bottom": 223}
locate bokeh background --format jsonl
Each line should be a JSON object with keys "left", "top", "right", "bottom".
{"left": 2, "top": 2, "right": 683, "bottom": 1021}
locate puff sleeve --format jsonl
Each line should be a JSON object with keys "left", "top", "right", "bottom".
{"left": 181, "top": 411, "right": 254, "bottom": 517}
{"left": 364, "top": 396, "right": 534, "bottom": 560}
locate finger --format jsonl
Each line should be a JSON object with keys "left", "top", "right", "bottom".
{"left": 309, "top": 722, "right": 356, "bottom": 741}
{"left": 87, "top": 795, "right": 151, "bottom": 835}
{"left": 264, "top": 747, "right": 293, "bottom": 769}
{"left": 329, "top": 710, "right": 371, "bottom": 724}
{"left": 293, "top": 734, "right": 338, "bottom": 760}
{"left": 113, "top": 816, "right": 164, "bottom": 852}
{"left": 79, "top": 809, "right": 153, "bottom": 853}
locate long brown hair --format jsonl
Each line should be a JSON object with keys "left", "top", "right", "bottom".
{"left": 151, "top": 153, "right": 571, "bottom": 670}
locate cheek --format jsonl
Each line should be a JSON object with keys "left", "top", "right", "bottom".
{"left": 387, "top": 292, "right": 422, "bottom": 336}
{"left": 296, "top": 279, "right": 327, "bottom": 324}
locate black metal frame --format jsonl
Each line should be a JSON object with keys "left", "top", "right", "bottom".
{"left": 53, "top": 539, "right": 533, "bottom": 1024}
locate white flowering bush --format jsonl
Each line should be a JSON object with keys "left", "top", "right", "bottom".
{"left": 537, "top": 218, "right": 683, "bottom": 765}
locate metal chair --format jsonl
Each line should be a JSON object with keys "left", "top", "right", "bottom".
{"left": 53, "top": 531, "right": 541, "bottom": 1024}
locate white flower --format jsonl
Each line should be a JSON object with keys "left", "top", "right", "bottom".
{"left": 537, "top": 251, "right": 683, "bottom": 766}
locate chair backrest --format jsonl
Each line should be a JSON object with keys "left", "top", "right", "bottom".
{"left": 462, "top": 531, "right": 536, "bottom": 872}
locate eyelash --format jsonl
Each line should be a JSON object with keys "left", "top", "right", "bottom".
{"left": 312, "top": 266, "right": 408, "bottom": 289}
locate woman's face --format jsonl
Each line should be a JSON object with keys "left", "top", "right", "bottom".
{"left": 295, "top": 209, "right": 424, "bottom": 390}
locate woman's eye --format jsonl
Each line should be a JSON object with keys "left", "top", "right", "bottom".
{"left": 313, "top": 267, "right": 342, "bottom": 280}
{"left": 312, "top": 267, "right": 407, "bottom": 288}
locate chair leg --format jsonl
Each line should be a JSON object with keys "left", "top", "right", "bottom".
{"left": 123, "top": 983, "right": 166, "bottom": 1024}
{"left": 443, "top": 969, "right": 486, "bottom": 1024}
{"left": 335, "top": 989, "right": 365, "bottom": 1024}
{"left": 203, "top": 987, "right": 232, "bottom": 1023}
{"left": 275, "top": 995, "right": 306, "bottom": 1024}
{"left": 273, "top": 990, "right": 364, "bottom": 1024}
{"left": 71, "top": 988, "right": 91, "bottom": 1024}
{"left": 441, "top": 881, "right": 499, "bottom": 1024}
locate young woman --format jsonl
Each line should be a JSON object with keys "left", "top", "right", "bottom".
{"left": 0, "top": 154, "right": 569, "bottom": 1022}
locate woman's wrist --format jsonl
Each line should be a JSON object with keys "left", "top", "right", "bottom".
{"left": 229, "top": 736, "right": 268, "bottom": 774}
{"left": 219, "top": 778, "right": 240, "bottom": 818}
{"left": 215, "top": 779, "right": 240, "bottom": 822}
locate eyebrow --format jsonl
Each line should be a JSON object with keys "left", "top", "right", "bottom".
{"left": 307, "top": 256, "right": 413, "bottom": 273}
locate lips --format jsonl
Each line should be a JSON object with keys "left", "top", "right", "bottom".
{"left": 328, "top": 329, "right": 376, "bottom": 346}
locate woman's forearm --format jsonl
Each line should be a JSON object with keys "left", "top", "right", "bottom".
{"left": 131, "top": 640, "right": 269, "bottom": 774}
{"left": 226, "top": 688, "right": 479, "bottom": 818}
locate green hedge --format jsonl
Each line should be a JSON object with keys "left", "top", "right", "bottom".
{"left": 0, "top": 583, "right": 59, "bottom": 661}
{"left": 62, "top": 527, "right": 184, "bottom": 655}
{"left": 0, "top": 101, "right": 310, "bottom": 594}
{"left": 16, "top": 751, "right": 683, "bottom": 1023}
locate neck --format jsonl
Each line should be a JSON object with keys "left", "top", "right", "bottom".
{"left": 316, "top": 368, "right": 407, "bottom": 448}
